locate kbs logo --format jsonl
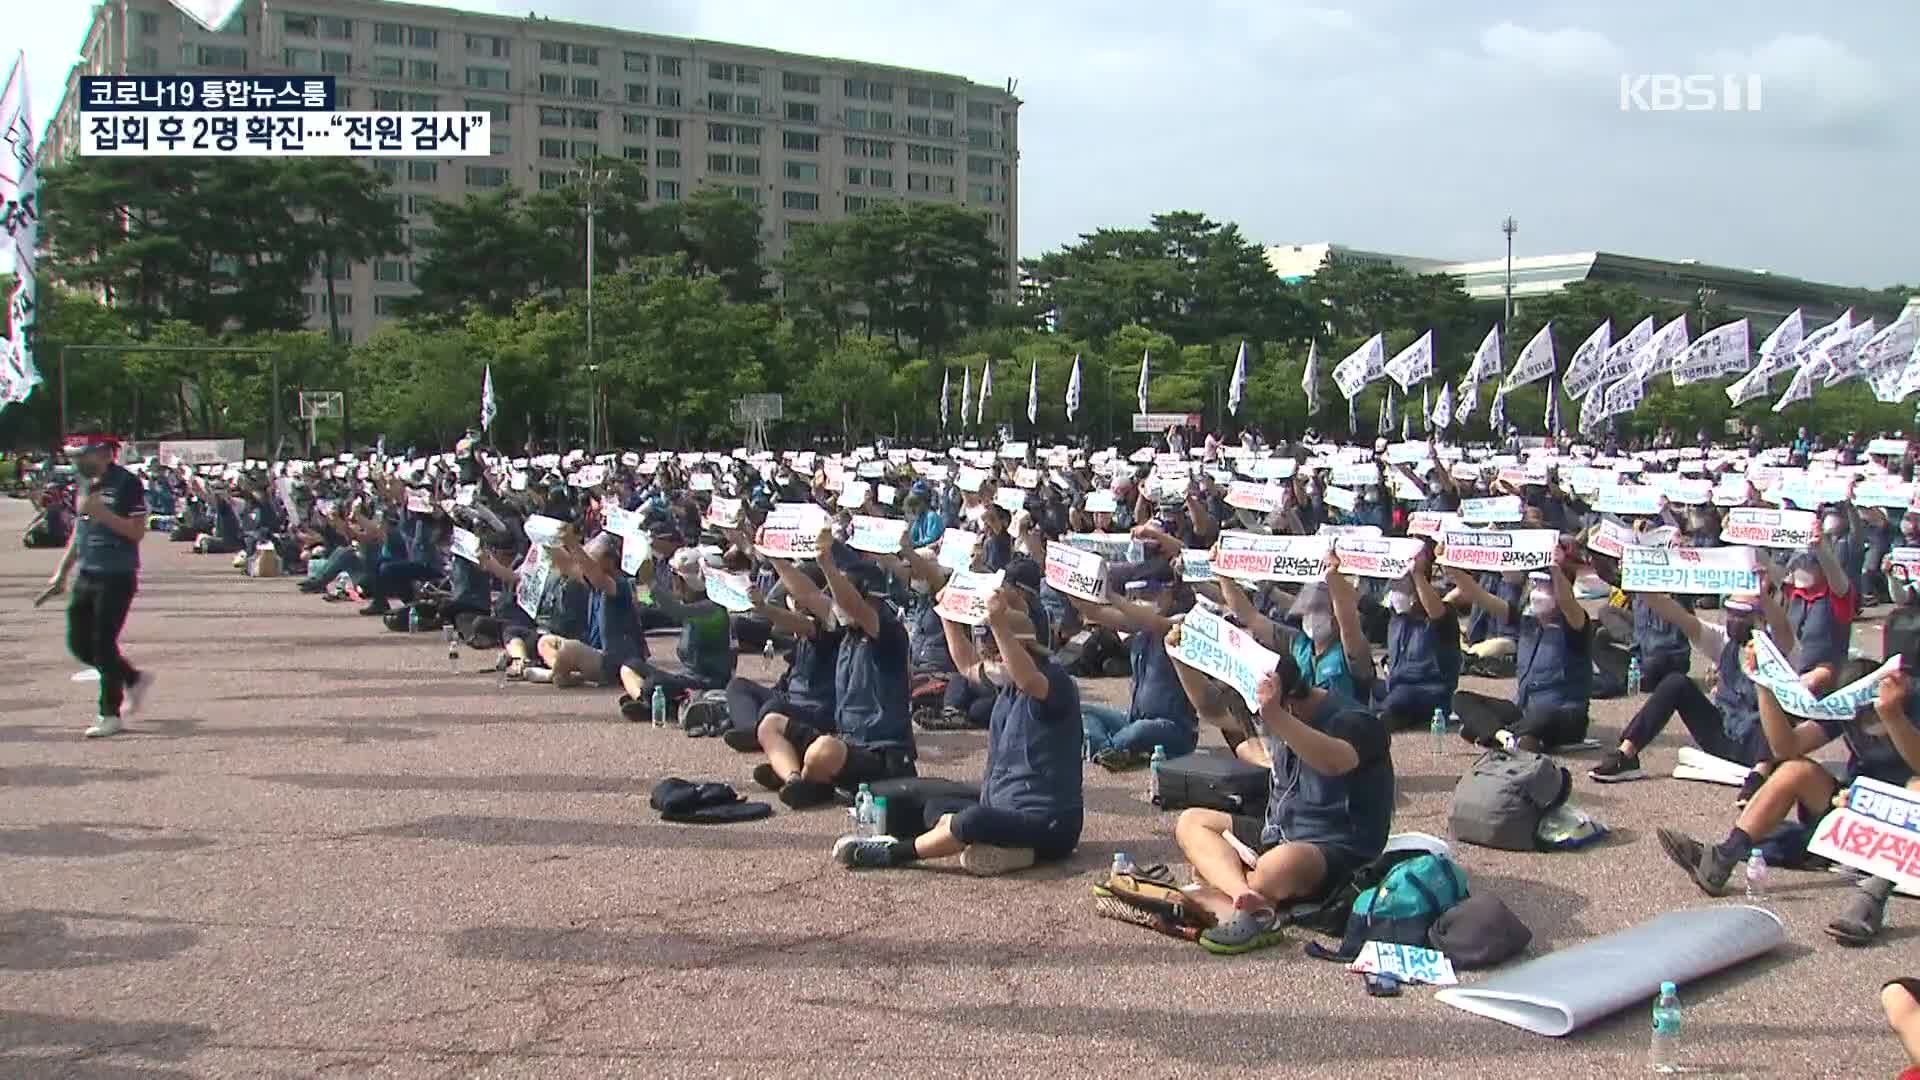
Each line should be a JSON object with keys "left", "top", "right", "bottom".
{"left": 1619, "top": 74, "right": 1763, "bottom": 112}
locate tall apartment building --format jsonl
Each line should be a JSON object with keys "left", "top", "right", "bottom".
{"left": 44, "top": 0, "right": 1022, "bottom": 344}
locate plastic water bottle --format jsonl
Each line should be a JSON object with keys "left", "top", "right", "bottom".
{"left": 854, "top": 784, "right": 875, "bottom": 838}
{"left": 444, "top": 626, "right": 460, "bottom": 673}
{"left": 650, "top": 685, "right": 668, "bottom": 729}
{"left": 763, "top": 637, "right": 775, "bottom": 661}
{"left": 1745, "top": 848, "right": 1770, "bottom": 902}
{"left": 1627, "top": 656, "right": 1642, "bottom": 694}
{"left": 408, "top": 606, "right": 420, "bottom": 633}
{"left": 871, "top": 795, "right": 889, "bottom": 837}
{"left": 1148, "top": 745, "right": 1167, "bottom": 805}
{"left": 1111, "top": 851, "right": 1136, "bottom": 879}
{"left": 1648, "top": 981, "right": 1682, "bottom": 1073}
{"left": 1430, "top": 707, "right": 1448, "bottom": 757}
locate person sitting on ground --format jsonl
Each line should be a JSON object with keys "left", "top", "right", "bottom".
{"left": 195, "top": 483, "right": 246, "bottom": 555}
{"left": 619, "top": 548, "right": 736, "bottom": 725}
{"left": 723, "top": 559, "right": 843, "bottom": 752}
{"left": 1444, "top": 554, "right": 1594, "bottom": 751}
{"left": 832, "top": 585, "right": 1081, "bottom": 875}
{"left": 1216, "top": 552, "right": 1376, "bottom": 703}
{"left": 1171, "top": 649, "right": 1393, "bottom": 955}
{"left": 1453, "top": 567, "right": 1524, "bottom": 676}
{"left": 1373, "top": 547, "right": 1461, "bottom": 730}
{"left": 1883, "top": 978, "right": 1920, "bottom": 1080}
{"left": 1589, "top": 585, "right": 1790, "bottom": 783}
{"left": 1072, "top": 567, "right": 1201, "bottom": 769}
{"left": 533, "top": 531, "right": 640, "bottom": 688}
{"left": 753, "top": 528, "right": 917, "bottom": 808}
{"left": 1656, "top": 656, "right": 1920, "bottom": 946}
{"left": 1783, "top": 540, "right": 1857, "bottom": 694}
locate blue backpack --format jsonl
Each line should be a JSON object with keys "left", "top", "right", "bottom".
{"left": 1305, "top": 853, "right": 1470, "bottom": 962}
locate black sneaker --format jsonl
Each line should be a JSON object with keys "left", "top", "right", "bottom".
{"left": 359, "top": 600, "right": 391, "bottom": 616}
{"left": 1588, "top": 750, "right": 1646, "bottom": 783}
{"left": 751, "top": 764, "right": 787, "bottom": 792}
{"left": 1093, "top": 748, "right": 1149, "bottom": 772}
{"left": 618, "top": 695, "right": 648, "bottom": 723}
{"left": 721, "top": 728, "right": 761, "bottom": 753}
{"left": 1656, "top": 828, "right": 1734, "bottom": 897}
{"left": 1826, "top": 887, "right": 1889, "bottom": 946}
{"left": 1735, "top": 769, "right": 1767, "bottom": 808}
{"left": 779, "top": 779, "right": 835, "bottom": 810}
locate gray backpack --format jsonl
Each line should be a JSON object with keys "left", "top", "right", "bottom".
{"left": 1448, "top": 750, "right": 1572, "bottom": 851}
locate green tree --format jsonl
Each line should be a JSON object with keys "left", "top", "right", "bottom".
{"left": 278, "top": 159, "right": 407, "bottom": 344}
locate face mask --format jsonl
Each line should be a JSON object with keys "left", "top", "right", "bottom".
{"left": 1386, "top": 591, "right": 1415, "bottom": 615}
{"left": 1528, "top": 591, "right": 1557, "bottom": 619}
{"left": 1304, "top": 613, "right": 1336, "bottom": 643}
{"left": 1791, "top": 570, "right": 1817, "bottom": 590}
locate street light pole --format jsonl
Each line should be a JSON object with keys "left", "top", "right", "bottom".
{"left": 1501, "top": 216, "right": 1517, "bottom": 344}
{"left": 570, "top": 164, "right": 614, "bottom": 452}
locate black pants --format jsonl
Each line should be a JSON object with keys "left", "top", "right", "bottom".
{"left": 1620, "top": 670, "right": 1765, "bottom": 765}
{"left": 1593, "top": 637, "right": 1689, "bottom": 698}
{"left": 68, "top": 571, "right": 141, "bottom": 717}
{"left": 942, "top": 675, "right": 996, "bottom": 728}
{"left": 1453, "top": 689, "right": 1588, "bottom": 748}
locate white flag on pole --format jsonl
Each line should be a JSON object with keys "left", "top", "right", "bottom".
{"left": 1629, "top": 314, "right": 1691, "bottom": 379}
{"left": 1771, "top": 365, "right": 1816, "bottom": 413}
{"left": 1559, "top": 320, "right": 1613, "bottom": 400}
{"left": 1384, "top": 330, "right": 1434, "bottom": 392}
{"left": 165, "top": 0, "right": 247, "bottom": 32}
{"left": 1332, "top": 333, "right": 1387, "bottom": 400}
{"left": 1578, "top": 316, "right": 1655, "bottom": 399}
{"left": 979, "top": 360, "right": 993, "bottom": 421}
{"left": 1065, "top": 354, "right": 1082, "bottom": 422}
{"left": 1756, "top": 309, "right": 1804, "bottom": 375}
{"left": 1228, "top": 340, "right": 1248, "bottom": 416}
{"left": 480, "top": 364, "right": 497, "bottom": 430}
{"left": 1136, "top": 350, "right": 1150, "bottom": 418}
{"left": 1429, "top": 381, "right": 1454, "bottom": 430}
{"left": 1820, "top": 318, "right": 1878, "bottom": 388}
{"left": 1489, "top": 387, "right": 1507, "bottom": 432}
{"left": 960, "top": 367, "right": 972, "bottom": 426}
{"left": 1544, "top": 381, "right": 1560, "bottom": 434}
{"left": 1726, "top": 366, "right": 1771, "bottom": 407}
{"left": 1797, "top": 309, "right": 1853, "bottom": 381}
{"left": 1456, "top": 378, "right": 1478, "bottom": 420}
{"left": 1026, "top": 360, "right": 1038, "bottom": 424}
{"left": 940, "top": 367, "right": 950, "bottom": 429}
{"left": 1303, "top": 340, "right": 1322, "bottom": 415}
{"left": 0, "top": 54, "right": 42, "bottom": 406}
{"left": 1671, "top": 320, "right": 1752, "bottom": 387}
{"left": 1501, "top": 323, "right": 1557, "bottom": 391}
{"left": 1470, "top": 325, "right": 1503, "bottom": 382}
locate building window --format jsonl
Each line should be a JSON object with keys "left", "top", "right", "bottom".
{"left": 968, "top": 101, "right": 994, "bottom": 120}
{"left": 409, "top": 59, "right": 437, "bottom": 82}
{"left": 571, "top": 109, "right": 598, "bottom": 129}
{"left": 844, "top": 78, "right": 866, "bottom": 99}
{"left": 845, "top": 166, "right": 863, "bottom": 186}
{"left": 539, "top": 171, "right": 567, "bottom": 191}
{"left": 785, "top": 101, "right": 816, "bottom": 123}
{"left": 283, "top": 48, "right": 318, "bottom": 72}
{"left": 968, "top": 182, "right": 996, "bottom": 203}
{"left": 466, "top": 98, "right": 510, "bottom": 122}
{"left": 655, "top": 86, "right": 681, "bottom": 108}
{"left": 317, "top": 17, "right": 353, "bottom": 40}
{"left": 374, "top": 259, "right": 409, "bottom": 282}
{"left": 281, "top": 13, "right": 312, "bottom": 36}
{"left": 845, "top": 195, "right": 868, "bottom": 213}
{"left": 907, "top": 88, "right": 930, "bottom": 108}
{"left": 625, "top": 82, "right": 649, "bottom": 103}
{"left": 932, "top": 90, "right": 956, "bottom": 110}
{"left": 846, "top": 108, "right": 868, "bottom": 131}
{"left": 409, "top": 27, "right": 437, "bottom": 49}
{"left": 570, "top": 140, "right": 598, "bottom": 159}
{"left": 373, "top": 22, "right": 403, "bottom": 46}
{"left": 735, "top": 185, "right": 763, "bottom": 204}
{"left": 708, "top": 62, "right": 731, "bottom": 81}
{"left": 539, "top": 74, "right": 566, "bottom": 95}
{"left": 466, "top": 34, "right": 510, "bottom": 58}
{"left": 968, "top": 155, "right": 996, "bottom": 175}
{"left": 321, "top": 50, "right": 351, "bottom": 75}
{"left": 372, "top": 56, "right": 403, "bottom": 78}
{"left": 657, "top": 179, "right": 681, "bottom": 200}
{"left": 622, "top": 113, "right": 647, "bottom": 134}
{"left": 657, "top": 56, "right": 682, "bottom": 77}
{"left": 933, "top": 176, "right": 955, "bottom": 194}
{"left": 908, "top": 115, "right": 930, "bottom": 135}
{"left": 737, "top": 66, "right": 762, "bottom": 85}
{"left": 785, "top": 221, "right": 815, "bottom": 240}
{"left": 735, "top": 125, "right": 762, "bottom": 146}
{"left": 489, "top": 133, "right": 509, "bottom": 155}
{"left": 132, "top": 46, "right": 160, "bottom": 69}
{"left": 410, "top": 227, "right": 437, "bottom": 249}
{"left": 735, "top": 96, "right": 760, "bottom": 117}
{"left": 783, "top": 190, "right": 820, "bottom": 211}
{"left": 573, "top": 45, "right": 599, "bottom": 66}
{"left": 735, "top": 155, "right": 761, "bottom": 177}
{"left": 406, "top": 94, "right": 438, "bottom": 111}
{"left": 466, "top": 66, "right": 509, "bottom": 90}
{"left": 844, "top": 137, "right": 893, "bottom": 160}
{"left": 539, "top": 138, "right": 567, "bottom": 159}
{"left": 707, "top": 153, "right": 733, "bottom": 174}
{"left": 785, "top": 161, "right": 817, "bottom": 183}
{"left": 782, "top": 72, "right": 820, "bottom": 94}
{"left": 623, "top": 145, "right": 647, "bottom": 162}
{"left": 908, "top": 173, "right": 930, "bottom": 192}
{"left": 408, "top": 161, "right": 437, "bottom": 182}
{"left": 707, "top": 123, "right": 733, "bottom": 144}
{"left": 572, "top": 78, "right": 598, "bottom": 99}
{"left": 869, "top": 168, "right": 893, "bottom": 188}
{"left": 932, "top": 118, "right": 954, "bottom": 137}
{"left": 337, "top": 88, "right": 354, "bottom": 107}
{"left": 185, "top": 45, "right": 248, "bottom": 68}
{"left": 373, "top": 90, "right": 403, "bottom": 110}
{"left": 870, "top": 83, "right": 894, "bottom": 102}
{"left": 707, "top": 91, "right": 731, "bottom": 112}
{"left": 656, "top": 148, "right": 680, "bottom": 168}
{"left": 538, "top": 41, "right": 564, "bottom": 62}
{"left": 908, "top": 144, "right": 955, "bottom": 165}
{"left": 783, "top": 131, "right": 818, "bottom": 152}
{"left": 656, "top": 118, "right": 680, "bottom": 138}
{"left": 623, "top": 51, "right": 649, "bottom": 73}
{"left": 968, "top": 128, "right": 993, "bottom": 149}
{"left": 869, "top": 112, "right": 893, "bottom": 132}
{"left": 373, "top": 296, "right": 404, "bottom": 317}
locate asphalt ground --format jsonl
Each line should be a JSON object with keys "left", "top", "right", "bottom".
{"left": 1, "top": 496, "right": 1911, "bottom": 1079}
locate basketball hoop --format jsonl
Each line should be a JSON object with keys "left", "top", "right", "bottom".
{"left": 733, "top": 394, "right": 782, "bottom": 456}
{"left": 298, "top": 390, "right": 345, "bottom": 452}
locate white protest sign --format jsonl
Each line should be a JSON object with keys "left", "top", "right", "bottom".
{"left": 1179, "top": 550, "right": 1216, "bottom": 583}
{"left": 450, "top": 527, "right": 481, "bottom": 564}
{"left": 1347, "top": 941, "right": 1459, "bottom": 987}
{"left": 1169, "top": 605, "right": 1280, "bottom": 711}
{"left": 705, "top": 569, "right": 756, "bottom": 614}
{"left": 1586, "top": 519, "right": 1637, "bottom": 559}
{"left": 523, "top": 514, "right": 567, "bottom": 547}
{"left": 1721, "top": 507, "right": 1816, "bottom": 549}
{"left": 1332, "top": 461, "right": 1379, "bottom": 489}
{"left": 406, "top": 489, "right": 432, "bottom": 514}
{"left": 1887, "top": 548, "right": 1920, "bottom": 584}
{"left": 1438, "top": 528, "right": 1558, "bottom": 572}
{"left": 705, "top": 496, "right": 742, "bottom": 529}
{"left": 1084, "top": 490, "right": 1118, "bottom": 514}
{"left": 1868, "top": 438, "right": 1910, "bottom": 458}
{"left": 1712, "top": 476, "right": 1751, "bottom": 506}
{"left": 1043, "top": 542, "right": 1108, "bottom": 602}
{"left": 848, "top": 514, "right": 907, "bottom": 555}
{"left": 1743, "top": 629, "right": 1899, "bottom": 721}
{"left": 514, "top": 546, "right": 552, "bottom": 619}
{"left": 1808, "top": 777, "right": 1920, "bottom": 897}
{"left": 956, "top": 467, "right": 988, "bottom": 493}
{"left": 1225, "top": 481, "right": 1288, "bottom": 515}
{"left": 1318, "top": 524, "right": 1384, "bottom": 540}
{"left": 994, "top": 486, "right": 1030, "bottom": 513}
{"left": 1593, "top": 485, "right": 1665, "bottom": 517}
{"left": 876, "top": 483, "right": 898, "bottom": 506}
{"left": 1211, "top": 532, "right": 1332, "bottom": 583}
{"left": 758, "top": 503, "right": 830, "bottom": 560}
{"left": 1065, "top": 533, "right": 1139, "bottom": 562}
{"left": 1619, "top": 544, "right": 1761, "bottom": 595}
{"left": 1333, "top": 536, "right": 1425, "bottom": 580}
{"left": 838, "top": 480, "right": 871, "bottom": 509}
{"left": 1855, "top": 478, "right": 1914, "bottom": 509}
{"left": 935, "top": 569, "right": 1004, "bottom": 626}
{"left": 603, "top": 505, "right": 644, "bottom": 541}
{"left": 1322, "top": 486, "right": 1358, "bottom": 512}
{"left": 1407, "top": 512, "right": 1462, "bottom": 539}
{"left": 1460, "top": 496, "right": 1523, "bottom": 524}
{"left": 1247, "top": 457, "right": 1299, "bottom": 480}
{"left": 937, "top": 528, "right": 980, "bottom": 571}
{"left": 1654, "top": 476, "right": 1712, "bottom": 506}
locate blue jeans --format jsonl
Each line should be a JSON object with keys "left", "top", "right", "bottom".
{"left": 1082, "top": 704, "right": 1197, "bottom": 758}
{"left": 306, "top": 547, "right": 363, "bottom": 583}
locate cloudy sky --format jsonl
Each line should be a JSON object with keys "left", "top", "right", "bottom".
{"left": 14, "top": 0, "right": 1920, "bottom": 286}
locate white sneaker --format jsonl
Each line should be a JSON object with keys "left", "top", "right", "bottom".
{"left": 958, "top": 844, "right": 1036, "bottom": 877}
{"left": 84, "top": 715, "right": 124, "bottom": 738}
{"left": 122, "top": 673, "right": 152, "bottom": 718}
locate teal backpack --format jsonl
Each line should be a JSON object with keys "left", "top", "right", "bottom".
{"left": 1305, "top": 853, "right": 1469, "bottom": 962}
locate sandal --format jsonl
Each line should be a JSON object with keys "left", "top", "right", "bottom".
{"left": 504, "top": 657, "right": 529, "bottom": 681}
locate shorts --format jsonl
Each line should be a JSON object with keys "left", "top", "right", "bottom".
{"left": 925, "top": 795, "right": 1079, "bottom": 862}
{"left": 759, "top": 694, "right": 833, "bottom": 733}
{"left": 1227, "top": 814, "right": 1371, "bottom": 905}
{"left": 784, "top": 720, "right": 916, "bottom": 787}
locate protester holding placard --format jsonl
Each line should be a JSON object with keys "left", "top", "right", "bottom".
{"left": 1375, "top": 545, "right": 1462, "bottom": 730}
{"left": 902, "top": 482, "right": 946, "bottom": 549}
{"left": 617, "top": 549, "right": 735, "bottom": 729}
{"left": 1784, "top": 539, "right": 1858, "bottom": 694}
{"left": 1214, "top": 553, "right": 1375, "bottom": 704}
{"left": 1450, "top": 567, "right": 1524, "bottom": 677}
{"left": 1657, "top": 657, "right": 1920, "bottom": 947}
{"left": 1070, "top": 565, "right": 1200, "bottom": 769}
{"left": 753, "top": 528, "right": 916, "bottom": 809}
{"left": 1444, "top": 558, "right": 1593, "bottom": 751}
{"left": 723, "top": 559, "right": 843, "bottom": 753}
{"left": 1589, "top": 589, "right": 1789, "bottom": 784}
{"left": 1172, "top": 650, "right": 1393, "bottom": 955}
{"left": 534, "top": 531, "right": 646, "bottom": 691}
{"left": 835, "top": 587, "right": 1082, "bottom": 875}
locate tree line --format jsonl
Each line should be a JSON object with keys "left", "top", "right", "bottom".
{"left": 3, "top": 155, "right": 1913, "bottom": 451}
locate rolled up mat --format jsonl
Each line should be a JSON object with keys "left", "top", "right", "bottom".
{"left": 1434, "top": 905, "right": 1785, "bottom": 1037}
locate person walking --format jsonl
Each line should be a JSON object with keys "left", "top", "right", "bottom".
{"left": 41, "top": 436, "right": 153, "bottom": 737}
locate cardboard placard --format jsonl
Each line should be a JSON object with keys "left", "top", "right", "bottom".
{"left": 1593, "top": 485, "right": 1665, "bottom": 517}
{"left": 1043, "top": 542, "right": 1108, "bottom": 602}
{"left": 1460, "top": 496, "right": 1523, "bottom": 524}
{"left": 937, "top": 528, "right": 980, "bottom": 571}
{"left": 1407, "top": 512, "right": 1462, "bottom": 539}
{"left": 1438, "top": 528, "right": 1559, "bottom": 572}
{"left": 935, "top": 569, "right": 1004, "bottom": 626}
{"left": 1333, "top": 536, "right": 1425, "bottom": 580}
{"left": 848, "top": 514, "right": 908, "bottom": 555}
{"left": 1168, "top": 605, "right": 1280, "bottom": 711}
{"left": 1721, "top": 507, "right": 1816, "bottom": 549}
{"left": 1619, "top": 544, "right": 1762, "bottom": 595}
{"left": 1212, "top": 532, "right": 1333, "bottom": 583}
{"left": 1084, "top": 490, "right": 1118, "bottom": 514}
{"left": 994, "top": 486, "right": 1030, "bottom": 513}
{"left": 705, "top": 569, "right": 756, "bottom": 614}
{"left": 450, "top": 527, "right": 481, "bottom": 564}
{"left": 759, "top": 503, "right": 830, "bottom": 560}
{"left": 704, "top": 496, "right": 742, "bottom": 530}
{"left": 1808, "top": 777, "right": 1920, "bottom": 896}
{"left": 1225, "top": 481, "right": 1288, "bottom": 515}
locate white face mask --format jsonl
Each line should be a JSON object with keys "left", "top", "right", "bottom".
{"left": 1304, "top": 613, "right": 1336, "bottom": 643}
{"left": 1528, "top": 591, "right": 1557, "bottom": 619}
{"left": 1387, "top": 591, "right": 1415, "bottom": 615}
{"left": 1791, "top": 570, "right": 1817, "bottom": 590}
